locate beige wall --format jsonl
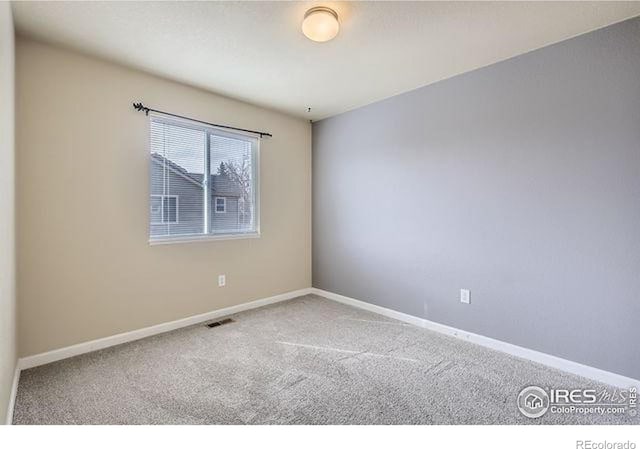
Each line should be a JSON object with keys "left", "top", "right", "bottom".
{"left": 0, "top": 2, "right": 16, "bottom": 424}
{"left": 16, "top": 38, "right": 311, "bottom": 357}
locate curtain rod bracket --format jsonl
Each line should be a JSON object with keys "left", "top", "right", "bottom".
{"left": 132, "top": 101, "right": 272, "bottom": 138}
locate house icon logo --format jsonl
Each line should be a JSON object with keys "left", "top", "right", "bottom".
{"left": 517, "top": 386, "right": 550, "bottom": 418}
{"left": 525, "top": 393, "right": 543, "bottom": 409}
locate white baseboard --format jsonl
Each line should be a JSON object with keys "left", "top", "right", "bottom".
{"left": 317, "top": 288, "right": 426, "bottom": 328}
{"left": 18, "top": 288, "right": 313, "bottom": 371}
{"left": 13, "top": 285, "right": 638, "bottom": 400}
{"left": 311, "top": 288, "right": 640, "bottom": 389}
{"left": 5, "top": 364, "right": 19, "bottom": 425}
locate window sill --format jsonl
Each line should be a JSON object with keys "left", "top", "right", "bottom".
{"left": 149, "top": 232, "right": 260, "bottom": 246}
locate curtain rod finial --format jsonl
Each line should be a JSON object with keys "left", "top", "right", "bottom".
{"left": 133, "top": 102, "right": 149, "bottom": 115}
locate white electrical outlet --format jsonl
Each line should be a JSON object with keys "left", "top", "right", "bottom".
{"left": 218, "top": 274, "right": 226, "bottom": 287}
{"left": 460, "top": 289, "right": 470, "bottom": 304}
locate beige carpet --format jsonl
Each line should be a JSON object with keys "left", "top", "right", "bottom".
{"left": 13, "top": 295, "right": 638, "bottom": 424}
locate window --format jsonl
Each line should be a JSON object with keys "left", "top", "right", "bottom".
{"left": 151, "top": 195, "right": 178, "bottom": 224}
{"left": 214, "top": 197, "right": 226, "bottom": 213}
{"left": 149, "top": 115, "right": 259, "bottom": 242}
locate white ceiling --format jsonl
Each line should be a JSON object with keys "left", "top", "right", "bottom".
{"left": 12, "top": 1, "right": 640, "bottom": 120}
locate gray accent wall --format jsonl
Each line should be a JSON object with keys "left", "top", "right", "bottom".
{"left": 313, "top": 17, "right": 640, "bottom": 379}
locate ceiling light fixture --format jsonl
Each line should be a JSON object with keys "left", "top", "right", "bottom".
{"left": 302, "top": 6, "right": 339, "bottom": 43}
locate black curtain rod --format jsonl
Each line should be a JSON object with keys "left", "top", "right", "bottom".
{"left": 132, "top": 102, "right": 272, "bottom": 138}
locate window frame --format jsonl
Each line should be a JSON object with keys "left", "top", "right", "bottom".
{"left": 150, "top": 194, "right": 179, "bottom": 225}
{"left": 148, "top": 114, "right": 261, "bottom": 245}
{"left": 214, "top": 196, "right": 227, "bottom": 214}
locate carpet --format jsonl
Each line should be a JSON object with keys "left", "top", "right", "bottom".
{"left": 13, "top": 295, "right": 638, "bottom": 424}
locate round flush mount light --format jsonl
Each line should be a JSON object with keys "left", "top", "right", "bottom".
{"left": 302, "top": 6, "right": 339, "bottom": 42}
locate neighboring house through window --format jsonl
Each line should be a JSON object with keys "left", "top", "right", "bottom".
{"left": 148, "top": 114, "right": 259, "bottom": 242}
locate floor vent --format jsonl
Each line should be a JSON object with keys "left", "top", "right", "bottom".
{"left": 206, "top": 318, "right": 234, "bottom": 328}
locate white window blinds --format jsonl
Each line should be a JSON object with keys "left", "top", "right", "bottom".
{"left": 149, "top": 115, "right": 259, "bottom": 242}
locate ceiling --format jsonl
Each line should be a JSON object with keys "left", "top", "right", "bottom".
{"left": 12, "top": 1, "right": 640, "bottom": 120}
